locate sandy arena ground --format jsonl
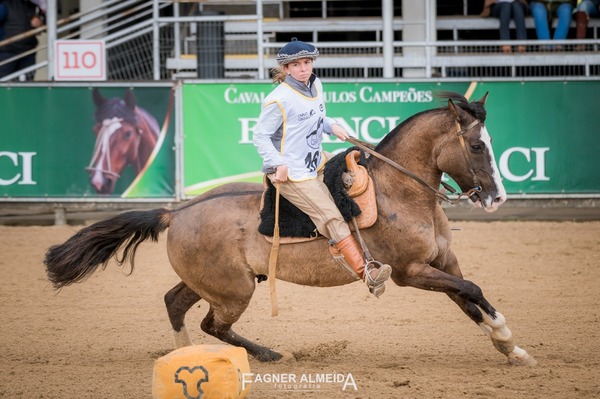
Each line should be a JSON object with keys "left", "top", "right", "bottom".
{"left": 1, "top": 220, "right": 599, "bottom": 398}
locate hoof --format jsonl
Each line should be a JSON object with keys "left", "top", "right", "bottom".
{"left": 254, "top": 348, "right": 294, "bottom": 363}
{"left": 507, "top": 346, "right": 538, "bottom": 366}
{"left": 254, "top": 351, "right": 282, "bottom": 362}
{"left": 274, "top": 350, "right": 296, "bottom": 363}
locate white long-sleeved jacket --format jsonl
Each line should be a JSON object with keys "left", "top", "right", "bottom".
{"left": 253, "top": 74, "right": 337, "bottom": 181}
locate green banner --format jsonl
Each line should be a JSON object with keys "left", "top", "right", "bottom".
{"left": 183, "top": 81, "right": 600, "bottom": 196}
{"left": 0, "top": 86, "right": 175, "bottom": 198}
{"left": 469, "top": 81, "right": 600, "bottom": 194}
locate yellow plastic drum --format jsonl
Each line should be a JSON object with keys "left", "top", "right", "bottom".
{"left": 152, "top": 345, "right": 251, "bottom": 399}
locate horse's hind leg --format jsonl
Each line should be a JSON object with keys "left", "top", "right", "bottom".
{"left": 200, "top": 304, "right": 284, "bottom": 362}
{"left": 164, "top": 281, "right": 201, "bottom": 348}
{"left": 439, "top": 251, "right": 537, "bottom": 366}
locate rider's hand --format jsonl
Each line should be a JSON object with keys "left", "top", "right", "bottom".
{"left": 273, "top": 164, "right": 288, "bottom": 183}
{"left": 331, "top": 123, "right": 349, "bottom": 141}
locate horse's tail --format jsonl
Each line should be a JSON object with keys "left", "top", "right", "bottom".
{"left": 44, "top": 208, "right": 172, "bottom": 289}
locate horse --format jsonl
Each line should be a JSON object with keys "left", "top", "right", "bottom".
{"left": 44, "top": 92, "right": 537, "bottom": 366}
{"left": 87, "top": 88, "right": 160, "bottom": 194}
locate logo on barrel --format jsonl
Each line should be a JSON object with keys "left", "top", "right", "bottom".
{"left": 174, "top": 365, "right": 209, "bottom": 399}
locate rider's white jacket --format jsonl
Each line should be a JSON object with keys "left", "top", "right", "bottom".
{"left": 253, "top": 74, "right": 337, "bottom": 181}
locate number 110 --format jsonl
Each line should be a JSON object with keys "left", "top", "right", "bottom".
{"left": 61, "top": 51, "right": 97, "bottom": 69}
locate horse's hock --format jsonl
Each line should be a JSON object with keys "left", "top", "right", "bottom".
{"left": 152, "top": 344, "right": 251, "bottom": 399}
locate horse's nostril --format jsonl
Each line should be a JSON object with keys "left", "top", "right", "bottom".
{"left": 494, "top": 195, "right": 507, "bottom": 205}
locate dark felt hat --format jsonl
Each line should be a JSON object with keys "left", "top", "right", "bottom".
{"left": 276, "top": 38, "right": 319, "bottom": 65}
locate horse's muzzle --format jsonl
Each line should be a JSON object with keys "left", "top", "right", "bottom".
{"left": 470, "top": 191, "right": 507, "bottom": 213}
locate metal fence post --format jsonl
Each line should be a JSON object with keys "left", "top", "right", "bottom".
{"left": 46, "top": 0, "right": 57, "bottom": 80}
{"left": 153, "top": 0, "right": 160, "bottom": 80}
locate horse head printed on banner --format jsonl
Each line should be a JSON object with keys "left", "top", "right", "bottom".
{"left": 87, "top": 88, "right": 160, "bottom": 194}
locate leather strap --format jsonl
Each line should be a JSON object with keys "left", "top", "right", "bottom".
{"left": 345, "top": 118, "right": 482, "bottom": 204}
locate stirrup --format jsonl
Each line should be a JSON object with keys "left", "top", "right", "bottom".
{"left": 369, "top": 283, "right": 386, "bottom": 298}
{"left": 364, "top": 260, "right": 392, "bottom": 287}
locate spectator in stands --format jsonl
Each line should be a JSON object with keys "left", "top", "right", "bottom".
{"left": 481, "top": 0, "right": 529, "bottom": 53}
{"left": 573, "top": 0, "right": 600, "bottom": 50}
{"left": 529, "top": 0, "right": 576, "bottom": 49}
{"left": 0, "top": 0, "right": 44, "bottom": 81}
{"left": 0, "top": 3, "right": 6, "bottom": 41}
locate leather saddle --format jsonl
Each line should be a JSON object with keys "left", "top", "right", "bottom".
{"left": 258, "top": 148, "right": 377, "bottom": 243}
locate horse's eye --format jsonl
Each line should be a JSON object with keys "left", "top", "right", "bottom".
{"left": 471, "top": 143, "right": 484, "bottom": 153}
{"left": 123, "top": 130, "right": 133, "bottom": 140}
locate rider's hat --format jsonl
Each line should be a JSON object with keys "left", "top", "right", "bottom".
{"left": 276, "top": 38, "right": 319, "bottom": 65}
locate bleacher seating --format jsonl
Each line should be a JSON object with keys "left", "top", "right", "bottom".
{"left": 437, "top": 15, "right": 600, "bottom": 40}
{"left": 165, "top": 14, "right": 600, "bottom": 79}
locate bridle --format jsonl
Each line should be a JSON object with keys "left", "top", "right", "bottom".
{"left": 454, "top": 118, "right": 483, "bottom": 195}
{"left": 86, "top": 117, "right": 124, "bottom": 180}
{"left": 345, "top": 117, "right": 483, "bottom": 205}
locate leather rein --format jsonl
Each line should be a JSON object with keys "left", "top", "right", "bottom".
{"left": 345, "top": 118, "right": 482, "bottom": 205}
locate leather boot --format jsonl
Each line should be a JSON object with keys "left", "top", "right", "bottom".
{"left": 575, "top": 11, "right": 588, "bottom": 51}
{"left": 334, "top": 235, "right": 392, "bottom": 297}
{"left": 334, "top": 235, "right": 366, "bottom": 278}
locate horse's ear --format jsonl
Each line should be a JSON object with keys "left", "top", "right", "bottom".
{"left": 448, "top": 99, "right": 461, "bottom": 118}
{"left": 92, "top": 88, "right": 106, "bottom": 107}
{"left": 124, "top": 90, "right": 137, "bottom": 111}
{"left": 448, "top": 98, "right": 470, "bottom": 123}
{"left": 476, "top": 92, "right": 489, "bottom": 106}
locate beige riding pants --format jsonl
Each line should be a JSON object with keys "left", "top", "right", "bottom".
{"left": 268, "top": 169, "right": 350, "bottom": 243}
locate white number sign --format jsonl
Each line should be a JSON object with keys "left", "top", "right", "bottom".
{"left": 55, "top": 40, "right": 106, "bottom": 81}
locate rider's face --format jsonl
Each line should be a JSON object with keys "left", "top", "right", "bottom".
{"left": 284, "top": 58, "right": 314, "bottom": 85}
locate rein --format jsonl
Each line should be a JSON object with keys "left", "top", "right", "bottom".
{"left": 345, "top": 118, "right": 482, "bottom": 204}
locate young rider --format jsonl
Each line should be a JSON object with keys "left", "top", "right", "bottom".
{"left": 252, "top": 38, "right": 392, "bottom": 297}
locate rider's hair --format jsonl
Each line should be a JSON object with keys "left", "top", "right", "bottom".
{"left": 271, "top": 65, "right": 287, "bottom": 83}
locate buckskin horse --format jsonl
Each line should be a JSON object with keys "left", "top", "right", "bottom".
{"left": 87, "top": 88, "right": 160, "bottom": 194}
{"left": 45, "top": 92, "right": 537, "bottom": 366}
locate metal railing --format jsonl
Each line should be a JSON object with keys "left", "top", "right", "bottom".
{"left": 0, "top": 0, "right": 171, "bottom": 82}
{"left": 2, "top": 0, "right": 600, "bottom": 82}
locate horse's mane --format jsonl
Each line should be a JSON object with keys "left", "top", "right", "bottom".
{"left": 434, "top": 91, "right": 487, "bottom": 122}
{"left": 94, "top": 98, "right": 139, "bottom": 125}
{"left": 375, "top": 91, "right": 486, "bottom": 151}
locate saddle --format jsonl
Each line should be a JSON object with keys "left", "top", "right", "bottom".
{"left": 258, "top": 148, "right": 377, "bottom": 243}
{"left": 344, "top": 150, "right": 377, "bottom": 230}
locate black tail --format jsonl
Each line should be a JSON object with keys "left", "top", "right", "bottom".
{"left": 44, "top": 208, "right": 171, "bottom": 289}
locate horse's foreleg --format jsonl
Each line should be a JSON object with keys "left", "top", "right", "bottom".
{"left": 434, "top": 252, "right": 537, "bottom": 366}
{"left": 392, "top": 261, "right": 496, "bottom": 315}
{"left": 476, "top": 306, "right": 537, "bottom": 366}
{"left": 432, "top": 251, "right": 486, "bottom": 324}
{"left": 164, "top": 281, "right": 201, "bottom": 348}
